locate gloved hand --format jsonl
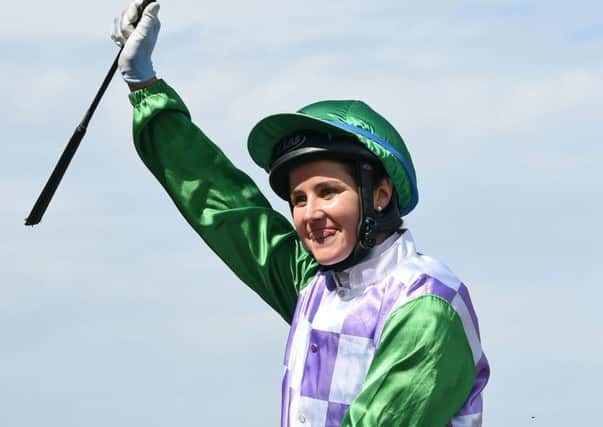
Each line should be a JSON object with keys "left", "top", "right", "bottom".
{"left": 111, "top": 0, "right": 161, "bottom": 83}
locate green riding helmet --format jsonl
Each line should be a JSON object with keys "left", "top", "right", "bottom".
{"left": 247, "top": 99, "right": 418, "bottom": 217}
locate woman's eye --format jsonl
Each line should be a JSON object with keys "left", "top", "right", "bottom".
{"left": 321, "top": 187, "right": 337, "bottom": 198}
{"left": 292, "top": 195, "right": 306, "bottom": 206}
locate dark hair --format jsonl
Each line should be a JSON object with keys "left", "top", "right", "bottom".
{"left": 339, "top": 159, "right": 387, "bottom": 187}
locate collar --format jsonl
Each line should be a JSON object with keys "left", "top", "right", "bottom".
{"left": 329, "top": 229, "right": 417, "bottom": 291}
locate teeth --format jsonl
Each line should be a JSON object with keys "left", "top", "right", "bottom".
{"left": 311, "top": 229, "right": 335, "bottom": 241}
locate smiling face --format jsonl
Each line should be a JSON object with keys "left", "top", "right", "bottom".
{"left": 289, "top": 159, "right": 361, "bottom": 266}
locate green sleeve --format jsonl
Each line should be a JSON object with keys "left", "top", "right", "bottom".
{"left": 128, "top": 80, "right": 318, "bottom": 323}
{"left": 341, "top": 295, "right": 475, "bottom": 427}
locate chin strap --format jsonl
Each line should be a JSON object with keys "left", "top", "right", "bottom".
{"left": 358, "top": 162, "right": 379, "bottom": 250}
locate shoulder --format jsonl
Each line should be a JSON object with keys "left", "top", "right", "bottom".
{"left": 394, "top": 250, "right": 463, "bottom": 297}
{"left": 383, "top": 252, "right": 484, "bottom": 363}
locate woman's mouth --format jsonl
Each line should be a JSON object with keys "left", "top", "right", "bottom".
{"left": 309, "top": 228, "right": 337, "bottom": 242}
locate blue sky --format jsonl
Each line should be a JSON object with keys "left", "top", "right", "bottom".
{"left": 1, "top": 1, "right": 602, "bottom": 425}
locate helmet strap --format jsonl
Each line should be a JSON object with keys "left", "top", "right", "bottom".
{"left": 357, "top": 162, "right": 379, "bottom": 250}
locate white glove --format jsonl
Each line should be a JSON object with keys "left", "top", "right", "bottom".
{"left": 111, "top": 0, "right": 161, "bottom": 83}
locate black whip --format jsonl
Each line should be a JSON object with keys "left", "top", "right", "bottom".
{"left": 25, "top": 0, "right": 156, "bottom": 226}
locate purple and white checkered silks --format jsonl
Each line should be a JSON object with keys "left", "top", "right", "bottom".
{"left": 281, "top": 231, "right": 489, "bottom": 427}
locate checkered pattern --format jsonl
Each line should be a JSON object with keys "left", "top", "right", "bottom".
{"left": 280, "top": 231, "right": 488, "bottom": 427}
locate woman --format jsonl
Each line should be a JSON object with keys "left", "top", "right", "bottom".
{"left": 112, "top": 1, "right": 489, "bottom": 426}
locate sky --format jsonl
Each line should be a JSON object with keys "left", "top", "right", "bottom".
{"left": 1, "top": 0, "right": 602, "bottom": 425}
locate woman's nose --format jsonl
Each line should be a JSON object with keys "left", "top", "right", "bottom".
{"left": 304, "top": 197, "right": 326, "bottom": 221}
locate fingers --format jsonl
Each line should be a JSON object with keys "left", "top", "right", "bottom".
{"left": 130, "top": 3, "right": 161, "bottom": 40}
{"left": 111, "top": 1, "right": 160, "bottom": 48}
{"left": 124, "top": 0, "right": 144, "bottom": 27}
{"left": 114, "top": 0, "right": 161, "bottom": 83}
{"left": 125, "top": 0, "right": 157, "bottom": 27}
{"left": 111, "top": 7, "right": 133, "bottom": 47}
{"left": 144, "top": 2, "right": 160, "bottom": 20}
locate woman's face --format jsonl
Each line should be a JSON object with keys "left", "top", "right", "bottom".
{"left": 289, "top": 159, "right": 360, "bottom": 266}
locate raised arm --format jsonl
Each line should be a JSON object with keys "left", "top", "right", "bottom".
{"left": 111, "top": 0, "right": 318, "bottom": 322}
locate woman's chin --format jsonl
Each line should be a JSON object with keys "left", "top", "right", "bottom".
{"left": 312, "top": 247, "right": 353, "bottom": 266}
{"left": 304, "top": 234, "right": 357, "bottom": 266}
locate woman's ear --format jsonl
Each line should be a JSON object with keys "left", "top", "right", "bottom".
{"left": 373, "top": 177, "right": 393, "bottom": 211}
